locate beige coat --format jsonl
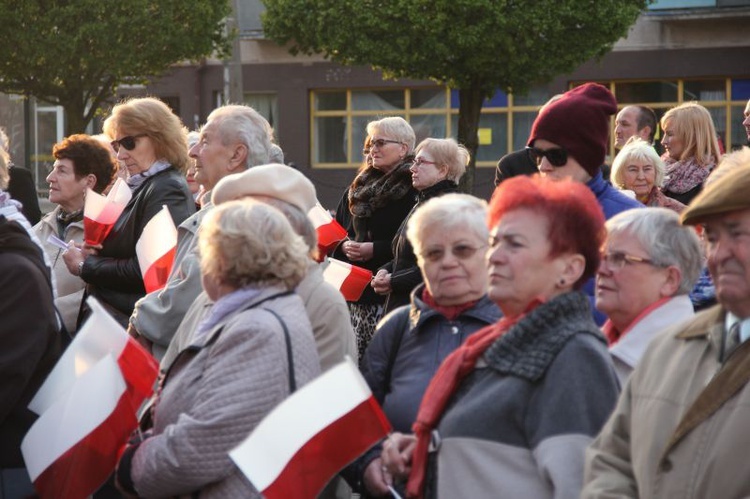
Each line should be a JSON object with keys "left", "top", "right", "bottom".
{"left": 583, "top": 305, "right": 750, "bottom": 498}
{"left": 34, "top": 208, "right": 84, "bottom": 333}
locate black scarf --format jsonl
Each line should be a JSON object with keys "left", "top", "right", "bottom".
{"left": 348, "top": 157, "right": 414, "bottom": 218}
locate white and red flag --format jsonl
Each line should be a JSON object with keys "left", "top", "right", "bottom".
{"left": 22, "top": 356, "right": 138, "bottom": 499}
{"left": 322, "top": 258, "right": 373, "bottom": 301}
{"left": 83, "top": 178, "right": 132, "bottom": 246}
{"left": 136, "top": 205, "right": 177, "bottom": 293}
{"left": 307, "top": 202, "right": 348, "bottom": 259}
{"left": 229, "top": 358, "right": 391, "bottom": 499}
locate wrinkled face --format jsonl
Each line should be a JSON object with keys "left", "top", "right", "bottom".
{"left": 743, "top": 100, "right": 750, "bottom": 142}
{"left": 487, "top": 208, "right": 569, "bottom": 317}
{"left": 705, "top": 209, "right": 750, "bottom": 318}
{"left": 46, "top": 158, "right": 90, "bottom": 212}
{"left": 410, "top": 150, "right": 447, "bottom": 190}
{"left": 189, "top": 120, "right": 236, "bottom": 191}
{"left": 596, "top": 230, "right": 669, "bottom": 330}
{"left": 369, "top": 128, "right": 407, "bottom": 173}
{"left": 417, "top": 226, "right": 488, "bottom": 306}
{"left": 661, "top": 119, "right": 684, "bottom": 161}
{"left": 621, "top": 158, "right": 656, "bottom": 199}
{"left": 533, "top": 139, "right": 592, "bottom": 183}
{"left": 114, "top": 132, "right": 157, "bottom": 176}
{"left": 615, "top": 107, "right": 640, "bottom": 149}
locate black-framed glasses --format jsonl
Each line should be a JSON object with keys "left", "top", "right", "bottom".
{"left": 370, "top": 138, "right": 403, "bottom": 149}
{"left": 600, "top": 250, "right": 659, "bottom": 271}
{"left": 111, "top": 133, "right": 147, "bottom": 153}
{"left": 526, "top": 146, "right": 568, "bottom": 167}
{"left": 412, "top": 157, "right": 438, "bottom": 168}
{"left": 421, "top": 243, "right": 487, "bottom": 263}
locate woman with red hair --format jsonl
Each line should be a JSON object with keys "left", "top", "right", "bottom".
{"left": 381, "top": 175, "right": 620, "bottom": 498}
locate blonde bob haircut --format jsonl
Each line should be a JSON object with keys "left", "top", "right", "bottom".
{"left": 415, "top": 138, "right": 469, "bottom": 183}
{"left": 406, "top": 193, "right": 488, "bottom": 265}
{"left": 660, "top": 102, "right": 722, "bottom": 167}
{"left": 199, "top": 199, "right": 309, "bottom": 291}
{"left": 610, "top": 137, "right": 666, "bottom": 189}
{"left": 103, "top": 96, "right": 190, "bottom": 173}
{"left": 366, "top": 117, "right": 416, "bottom": 153}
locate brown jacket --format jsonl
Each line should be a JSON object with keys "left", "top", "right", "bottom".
{"left": 583, "top": 305, "right": 750, "bottom": 498}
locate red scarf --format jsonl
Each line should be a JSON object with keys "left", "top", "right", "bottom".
{"left": 603, "top": 297, "right": 672, "bottom": 346}
{"left": 421, "top": 288, "right": 480, "bottom": 321}
{"left": 406, "top": 300, "right": 541, "bottom": 498}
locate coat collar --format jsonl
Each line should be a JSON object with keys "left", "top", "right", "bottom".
{"left": 407, "top": 284, "right": 500, "bottom": 333}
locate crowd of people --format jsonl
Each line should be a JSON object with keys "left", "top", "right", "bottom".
{"left": 2, "top": 85, "right": 750, "bottom": 498}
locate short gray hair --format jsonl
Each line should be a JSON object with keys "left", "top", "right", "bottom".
{"left": 611, "top": 137, "right": 666, "bottom": 189}
{"left": 367, "top": 117, "right": 416, "bottom": 153}
{"left": 205, "top": 105, "right": 274, "bottom": 169}
{"left": 415, "top": 138, "right": 469, "bottom": 183}
{"left": 406, "top": 193, "right": 488, "bottom": 262}
{"left": 606, "top": 207, "right": 702, "bottom": 294}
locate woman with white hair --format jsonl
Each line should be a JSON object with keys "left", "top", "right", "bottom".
{"left": 596, "top": 207, "right": 702, "bottom": 383}
{"left": 116, "top": 200, "right": 319, "bottom": 497}
{"left": 611, "top": 137, "right": 685, "bottom": 213}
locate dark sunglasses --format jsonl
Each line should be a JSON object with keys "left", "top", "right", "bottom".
{"left": 111, "top": 134, "right": 147, "bottom": 152}
{"left": 526, "top": 146, "right": 568, "bottom": 167}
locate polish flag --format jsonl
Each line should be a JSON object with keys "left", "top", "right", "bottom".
{"left": 83, "top": 178, "right": 132, "bottom": 246}
{"left": 28, "top": 296, "right": 159, "bottom": 417}
{"left": 136, "top": 205, "right": 177, "bottom": 294}
{"left": 322, "top": 258, "right": 373, "bottom": 301}
{"left": 230, "top": 358, "right": 391, "bottom": 499}
{"left": 307, "top": 203, "right": 348, "bottom": 259}
{"left": 22, "top": 356, "right": 139, "bottom": 499}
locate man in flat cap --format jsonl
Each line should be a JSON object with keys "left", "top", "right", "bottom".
{"left": 583, "top": 147, "right": 750, "bottom": 498}
{"left": 128, "top": 104, "right": 275, "bottom": 359}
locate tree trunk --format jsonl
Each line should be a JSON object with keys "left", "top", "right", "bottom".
{"left": 456, "top": 85, "right": 484, "bottom": 194}
{"left": 64, "top": 97, "right": 89, "bottom": 135}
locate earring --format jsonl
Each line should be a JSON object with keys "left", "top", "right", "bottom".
{"left": 559, "top": 278, "right": 566, "bottom": 286}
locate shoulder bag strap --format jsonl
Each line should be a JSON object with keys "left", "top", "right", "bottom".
{"left": 262, "top": 307, "right": 296, "bottom": 394}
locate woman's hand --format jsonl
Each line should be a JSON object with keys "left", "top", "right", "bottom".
{"left": 342, "top": 241, "right": 374, "bottom": 262}
{"left": 362, "top": 457, "right": 392, "bottom": 497}
{"left": 371, "top": 269, "right": 392, "bottom": 294}
{"left": 381, "top": 432, "right": 417, "bottom": 482}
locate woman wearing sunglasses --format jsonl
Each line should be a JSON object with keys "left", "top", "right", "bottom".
{"left": 381, "top": 175, "right": 619, "bottom": 499}
{"left": 332, "top": 117, "right": 417, "bottom": 362}
{"left": 355, "top": 194, "right": 501, "bottom": 497}
{"left": 63, "top": 97, "right": 196, "bottom": 328}
{"left": 372, "top": 138, "right": 467, "bottom": 314}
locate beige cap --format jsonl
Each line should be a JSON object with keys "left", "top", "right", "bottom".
{"left": 681, "top": 166, "right": 750, "bottom": 225}
{"left": 211, "top": 163, "right": 317, "bottom": 213}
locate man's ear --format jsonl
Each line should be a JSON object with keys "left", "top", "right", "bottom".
{"left": 228, "top": 144, "right": 249, "bottom": 172}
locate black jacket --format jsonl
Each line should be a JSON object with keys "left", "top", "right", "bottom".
{"left": 8, "top": 165, "right": 42, "bottom": 225}
{"left": 81, "top": 167, "right": 195, "bottom": 325}
{"left": 494, "top": 148, "right": 538, "bottom": 186}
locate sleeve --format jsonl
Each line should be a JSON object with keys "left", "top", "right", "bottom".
{"left": 526, "top": 336, "right": 620, "bottom": 499}
{"left": 130, "top": 316, "right": 289, "bottom": 497}
{"left": 332, "top": 189, "right": 354, "bottom": 260}
{"left": 581, "top": 378, "right": 638, "bottom": 498}
{"left": 389, "top": 265, "right": 423, "bottom": 294}
{"left": 130, "top": 238, "right": 202, "bottom": 349}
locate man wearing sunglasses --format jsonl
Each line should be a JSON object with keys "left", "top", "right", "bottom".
{"left": 527, "top": 83, "right": 643, "bottom": 325}
{"left": 127, "top": 104, "right": 275, "bottom": 360}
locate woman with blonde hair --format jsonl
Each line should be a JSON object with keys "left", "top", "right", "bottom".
{"left": 611, "top": 137, "right": 685, "bottom": 213}
{"left": 660, "top": 102, "right": 722, "bottom": 205}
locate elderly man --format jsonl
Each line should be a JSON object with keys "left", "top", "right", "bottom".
{"left": 127, "top": 104, "right": 274, "bottom": 359}
{"left": 583, "top": 148, "right": 750, "bottom": 498}
{"left": 614, "top": 105, "right": 657, "bottom": 149}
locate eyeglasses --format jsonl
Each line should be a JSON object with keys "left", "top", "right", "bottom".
{"left": 370, "top": 138, "right": 403, "bottom": 149}
{"left": 111, "top": 134, "right": 147, "bottom": 153}
{"left": 421, "top": 243, "right": 487, "bottom": 263}
{"left": 412, "top": 157, "right": 438, "bottom": 168}
{"left": 526, "top": 146, "right": 568, "bottom": 167}
{"left": 600, "top": 250, "right": 659, "bottom": 271}
{"left": 362, "top": 148, "right": 371, "bottom": 156}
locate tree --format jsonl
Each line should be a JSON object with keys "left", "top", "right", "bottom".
{"left": 261, "top": 0, "right": 651, "bottom": 191}
{"left": 0, "top": 0, "right": 231, "bottom": 135}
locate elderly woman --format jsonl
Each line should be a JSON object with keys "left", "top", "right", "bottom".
{"left": 382, "top": 175, "right": 620, "bottom": 499}
{"left": 116, "top": 200, "right": 320, "bottom": 497}
{"left": 333, "top": 117, "right": 417, "bottom": 361}
{"left": 596, "top": 208, "right": 701, "bottom": 383}
{"left": 355, "top": 194, "right": 501, "bottom": 496}
{"left": 372, "top": 138, "right": 467, "bottom": 314}
{"left": 660, "top": 102, "right": 722, "bottom": 205}
{"left": 34, "top": 135, "right": 117, "bottom": 334}
{"left": 62, "top": 97, "right": 196, "bottom": 327}
{"left": 611, "top": 138, "right": 685, "bottom": 213}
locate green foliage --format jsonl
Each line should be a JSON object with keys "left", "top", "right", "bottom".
{"left": 0, "top": 0, "right": 231, "bottom": 133}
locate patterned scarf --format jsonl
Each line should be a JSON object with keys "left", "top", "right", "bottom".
{"left": 348, "top": 158, "right": 414, "bottom": 218}
{"left": 661, "top": 155, "right": 712, "bottom": 195}
{"left": 127, "top": 159, "right": 172, "bottom": 191}
{"left": 406, "top": 299, "right": 542, "bottom": 498}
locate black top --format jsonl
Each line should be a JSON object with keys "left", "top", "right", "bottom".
{"left": 494, "top": 148, "right": 538, "bottom": 186}
{"left": 8, "top": 165, "right": 42, "bottom": 225}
